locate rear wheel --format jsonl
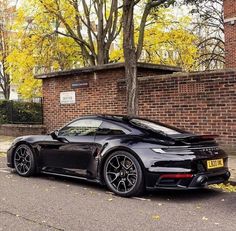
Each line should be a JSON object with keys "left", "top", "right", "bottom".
{"left": 13, "top": 144, "right": 36, "bottom": 177}
{"left": 104, "top": 151, "right": 144, "bottom": 197}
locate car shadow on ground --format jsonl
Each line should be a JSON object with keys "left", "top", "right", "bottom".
{"left": 145, "top": 188, "right": 226, "bottom": 202}
{"left": 12, "top": 170, "right": 106, "bottom": 192}
{"left": 12, "top": 170, "right": 228, "bottom": 202}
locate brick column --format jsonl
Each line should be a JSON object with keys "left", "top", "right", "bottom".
{"left": 224, "top": 0, "right": 236, "bottom": 68}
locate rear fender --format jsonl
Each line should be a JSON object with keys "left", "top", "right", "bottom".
{"left": 98, "top": 146, "right": 146, "bottom": 184}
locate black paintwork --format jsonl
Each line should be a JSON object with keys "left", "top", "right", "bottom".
{"left": 7, "top": 115, "right": 230, "bottom": 189}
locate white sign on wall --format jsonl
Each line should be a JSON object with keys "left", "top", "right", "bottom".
{"left": 60, "top": 91, "right": 76, "bottom": 104}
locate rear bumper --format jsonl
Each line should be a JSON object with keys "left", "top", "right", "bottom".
{"left": 145, "top": 169, "right": 231, "bottom": 190}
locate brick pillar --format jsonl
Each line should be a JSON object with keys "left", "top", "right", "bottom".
{"left": 224, "top": 0, "right": 236, "bottom": 68}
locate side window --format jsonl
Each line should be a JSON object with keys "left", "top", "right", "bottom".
{"left": 96, "top": 121, "right": 129, "bottom": 136}
{"left": 58, "top": 119, "right": 102, "bottom": 137}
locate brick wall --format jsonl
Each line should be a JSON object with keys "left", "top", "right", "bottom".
{"left": 42, "top": 68, "right": 236, "bottom": 146}
{"left": 42, "top": 68, "right": 164, "bottom": 131}
{"left": 224, "top": 0, "right": 236, "bottom": 68}
{"left": 138, "top": 70, "right": 236, "bottom": 146}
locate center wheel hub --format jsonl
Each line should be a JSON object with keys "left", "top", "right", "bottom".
{"left": 120, "top": 170, "right": 126, "bottom": 177}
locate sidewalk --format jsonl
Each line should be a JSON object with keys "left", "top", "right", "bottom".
{"left": 0, "top": 135, "right": 235, "bottom": 180}
{"left": 229, "top": 155, "right": 236, "bottom": 180}
{"left": 0, "top": 136, "right": 15, "bottom": 153}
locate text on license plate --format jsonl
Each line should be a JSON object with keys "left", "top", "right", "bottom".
{"left": 207, "top": 159, "right": 224, "bottom": 169}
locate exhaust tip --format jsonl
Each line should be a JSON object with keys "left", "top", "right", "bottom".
{"left": 224, "top": 171, "right": 231, "bottom": 180}
{"left": 196, "top": 176, "right": 208, "bottom": 185}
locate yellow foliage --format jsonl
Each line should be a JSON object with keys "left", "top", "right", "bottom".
{"left": 140, "top": 9, "right": 199, "bottom": 71}
{"left": 6, "top": 1, "right": 199, "bottom": 98}
{"left": 111, "top": 8, "right": 199, "bottom": 71}
{"left": 6, "top": 0, "right": 83, "bottom": 99}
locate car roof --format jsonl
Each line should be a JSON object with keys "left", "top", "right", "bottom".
{"left": 70, "top": 114, "right": 185, "bottom": 135}
{"left": 75, "top": 114, "right": 132, "bottom": 122}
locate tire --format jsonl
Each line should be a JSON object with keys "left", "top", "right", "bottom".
{"left": 103, "top": 151, "right": 144, "bottom": 197}
{"left": 13, "top": 144, "right": 36, "bottom": 177}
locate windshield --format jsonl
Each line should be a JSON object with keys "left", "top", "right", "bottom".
{"left": 131, "top": 119, "right": 180, "bottom": 135}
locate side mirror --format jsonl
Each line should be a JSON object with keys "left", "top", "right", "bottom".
{"left": 50, "top": 130, "right": 69, "bottom": 143}
{"left": 50, "top": 130, "right": 59, "bottom": 140}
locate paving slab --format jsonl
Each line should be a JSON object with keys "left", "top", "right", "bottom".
{"left": 0, "top": 136, "right": 15, "bottom": 153}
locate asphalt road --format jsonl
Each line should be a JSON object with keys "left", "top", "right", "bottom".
{"left": 0, "top": 156, "right": 235, "bottom": 231}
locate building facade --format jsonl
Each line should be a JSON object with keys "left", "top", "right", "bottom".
{"left": 224, "top": 0, "right": 236, "bottom": 68}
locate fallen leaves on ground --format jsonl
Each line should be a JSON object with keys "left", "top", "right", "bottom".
{"left": 210, "top": 183, "right": 236, "bottom": 192}
{"left": 0, "top": 152, "right": 6, "bottom": 158}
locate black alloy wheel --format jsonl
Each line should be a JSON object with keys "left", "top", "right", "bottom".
{"left": 104, "top": 151, "right": 144, "bottom": 197}
{"left": 14, "top": 144, "right": 36, "bottom": 177}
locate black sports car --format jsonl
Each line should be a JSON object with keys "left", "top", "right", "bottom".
{"left": 7, "top": 115, "right": 230, "bottom": 197}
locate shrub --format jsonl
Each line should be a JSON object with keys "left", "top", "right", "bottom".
{"left": 0, "top": 100, "right": 8, "bottom": 124}
{"left": 0, "top": 100, "right": 43, "bottom": 124}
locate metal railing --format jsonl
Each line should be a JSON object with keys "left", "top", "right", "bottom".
{"left": 0, "top": 99, "right": 43, "bottom": 125}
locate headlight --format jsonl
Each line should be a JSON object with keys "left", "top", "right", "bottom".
{"left": 152, "top": 148, "right": 166, "bottom": 153}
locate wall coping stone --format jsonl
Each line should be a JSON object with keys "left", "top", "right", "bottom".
{"left": 116, "top": 68, "right": 236, "bottom": 83}
{"left": 0, "top": 124, "right": 46, "bottom": 128}
{"left": 35, "top": 62, "right": 182, "bottom": 79}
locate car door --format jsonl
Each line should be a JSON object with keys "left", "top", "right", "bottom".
{"left": 40, "top": 118, "right": 102, "bottom": 178}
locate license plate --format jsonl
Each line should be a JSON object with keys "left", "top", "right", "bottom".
{"left": 207, "top": 159, "right": 224, "bottom": 169}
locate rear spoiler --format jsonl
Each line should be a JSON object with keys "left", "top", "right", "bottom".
{"left": 173, "top": 134, "right": 219, "bottom": 143}
{"left": 187, "top": 134, "right": 218, "bottom": 139}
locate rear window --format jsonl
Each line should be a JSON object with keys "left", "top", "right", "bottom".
{"left": 130, "top": 119, "right": 180, "bottom": 135}
{"left": 96, "top": 121, "right": 130, "bottom": 136}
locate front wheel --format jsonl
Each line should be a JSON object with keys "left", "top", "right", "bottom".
{"left": 104, "top": 151, "right": 144, "bottom": 197}
{"left": 13, "top": 144, "right": 36, "bottom": 177}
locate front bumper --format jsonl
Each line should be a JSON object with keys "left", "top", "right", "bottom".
{"left": 7, "top": 146, "right": 15, "bottom": 168}
{"left": 146, "top": 169, "right": 231, "bottom": 190}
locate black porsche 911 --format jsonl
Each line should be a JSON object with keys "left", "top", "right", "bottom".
{"left": 7, "top": 115, "right": 230, "bottom": 197}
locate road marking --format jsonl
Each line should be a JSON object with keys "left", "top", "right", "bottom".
{"left": 0, "top": 168, "right": 11, "bottom": 173}
{"left": 132, "top": 197, "right": 151, "bottom": 201}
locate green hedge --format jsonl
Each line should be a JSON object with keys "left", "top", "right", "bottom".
{"left": 0, "top": 100, "right": 8, "bottom": 124}
{"left": 0, "top": 100, "right": 43, "bottom": 124}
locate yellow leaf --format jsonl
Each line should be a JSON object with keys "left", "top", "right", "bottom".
{"left": 152, "top": 215, "right": 160, "bottom": 221}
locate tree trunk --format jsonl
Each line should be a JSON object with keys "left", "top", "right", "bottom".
{"left": 97, "top": 0, "right": 105, "bottom": 65}
{"left": 4, "top": 83, "right": 10, "bottom": 100}
{"left": 0, "top": 64, "right": 10, "bottom": 100}
{"left": 123, "top": 0, "right": 138, "bottom": 116}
